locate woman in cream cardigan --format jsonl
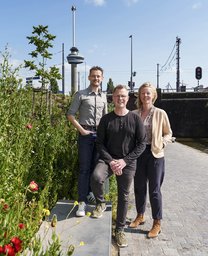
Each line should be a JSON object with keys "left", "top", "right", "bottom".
{"left": 129, "top": 82, "right": 173, "bottom": 238}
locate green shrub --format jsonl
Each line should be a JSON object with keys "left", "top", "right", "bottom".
{"left": 0, "top": 49, "right": 78, "bottom": 254}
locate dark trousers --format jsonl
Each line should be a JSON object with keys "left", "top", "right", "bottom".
{"left": 91, "top": 159, "right": 136, "bottom": 230}
{"left": 134, "top": 146, "right": 165, "bottom": 220}
{"left": 78, "top": 133, "right": 98, "bottom": 203}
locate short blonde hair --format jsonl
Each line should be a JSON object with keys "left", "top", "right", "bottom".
{"left": 113, "top": 84, "right": 128, "bottom": 94}
{"left": 137, "top": 82, "right": 158, "bottom": 108}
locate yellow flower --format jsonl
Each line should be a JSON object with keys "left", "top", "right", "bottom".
{"left": 86, "top": 211, "right": 91, "bottom": 217}
{"left": 66, "top": 201, "right": 79, "bottom": 219}
{"left": 79, "top": 241, "right": 85, "bottom": 246}
{"left": 74, "top": 201, "right": 79, "bottom": 206}
{"left": 43, "top": 208, "right": 50, "bottom": 216}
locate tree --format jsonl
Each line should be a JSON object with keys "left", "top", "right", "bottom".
{"left": 106, "top": 78, "right": 114, "bottom": 94}
{"left": 24, "top": 25, "right": 61, "bottom": 90}
{"left": 50, "top": 78, "right": 59, "bottom": 94}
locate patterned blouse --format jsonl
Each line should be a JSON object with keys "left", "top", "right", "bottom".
{"left": 139, "top": 106, "right": 155, "bottom": 145}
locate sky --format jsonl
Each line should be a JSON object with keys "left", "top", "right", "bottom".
{"left": 0, "top": 0, "right": 208, "bottom": 93}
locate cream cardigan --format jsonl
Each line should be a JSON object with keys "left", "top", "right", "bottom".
{"left": 133, "top": 107, "right": 173, "bottom": 158}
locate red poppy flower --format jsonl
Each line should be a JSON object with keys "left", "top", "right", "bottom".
{"left": 10, "top": 236, "right": 22, "bottom": 245}
{"left": 3, "top": 244, "right": 16, "bottom": 256}
{"left": 26, "top": 123, "right": 32, "bottom": 129}
{"left": 3, "top": 203, "right": 9, "bottom": 211}
{"left": 10, "top": 236, "right": 22, "bottom": 252}
{"left": 13, "top": 243, "right": 22, "bottom": 253}
{"left": 18, "top": 223, "right": 25, "bottom": 229}
{"left": 0, "top": 246, "right": 4, "bottom": 253}
{"left": 29, "top": 181, "right": 38, "bottom": 192}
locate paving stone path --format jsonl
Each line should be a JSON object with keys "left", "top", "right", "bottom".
{"left": 35, "top": 142, "right": 208, "bottom": 256}
{"left": 120, "top": 142, "right": 208, "bottom": 256}
{"left": 36, "top": 202, "right": 112, "bottom": 255}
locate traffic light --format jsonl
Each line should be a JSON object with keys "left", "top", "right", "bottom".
{"left": 195, "top": 66, "right": 202, "bottom": 80}
{"left": 128, "top": 81, "right": 135, "bottom": 88}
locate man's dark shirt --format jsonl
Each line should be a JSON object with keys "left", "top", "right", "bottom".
{"left": 96, "top": 111, "right": 146, "bottom": 166}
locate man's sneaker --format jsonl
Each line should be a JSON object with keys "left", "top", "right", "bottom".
{"left": 76, "top": 202, "right": 86, "bottom": 217}
{"left": 87, "top": 192, "right": 96, "bottom": 205}
{"left": 115, "top": 230, "right": 128, "bottom": 248}
{"left": 91, "top": 203, "right": 106, "bottom": 218}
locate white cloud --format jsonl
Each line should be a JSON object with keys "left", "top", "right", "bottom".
{"left": 192, "top": 2, "right": 202, "bottom": 9}
{"left": 85, "top": 0, "right": 106, "bottom": 6}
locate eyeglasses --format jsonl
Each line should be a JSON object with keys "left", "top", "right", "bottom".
{"left": 113, "top": 95, "right": 128, "bottom": 98}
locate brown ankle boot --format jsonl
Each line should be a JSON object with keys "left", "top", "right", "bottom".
{"left": 129, "top": 214, "right": 145, "bottom": 228}
{"left": 147, "top": 219, "right": 161, "bottom": 238}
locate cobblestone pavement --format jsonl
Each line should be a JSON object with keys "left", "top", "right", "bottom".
{"left": 119, "top": 142, "right": 208, "bottom": 256}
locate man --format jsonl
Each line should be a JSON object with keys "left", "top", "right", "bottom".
{"left": 91, "top": 85, "right": 146, "bottom": 247}
{"left": 67, "top": 66, "right": 107, "bottom": 217}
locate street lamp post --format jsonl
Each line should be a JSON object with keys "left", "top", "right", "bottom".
{"left": 62, "top": 43, "right": 65, "bottom": 94}
{"left": 130, "top": 35, "right": 133, "bottom": 92}
{"left": 84, "top": 61, "right": 87, "bottom": 88}
{"left": 157, "top": 63, "right": 160, "bottom": 89}
{"left": 129, "top": 35, "right": 135, "bottom": 93}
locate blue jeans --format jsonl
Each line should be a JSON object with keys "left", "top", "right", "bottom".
{"left": 78, "top": 133, "right": 98, "bottom": 203}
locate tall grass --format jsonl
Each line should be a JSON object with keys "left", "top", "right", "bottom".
{"left": 0, "top": 49, "right": 78, "bottom": 255}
